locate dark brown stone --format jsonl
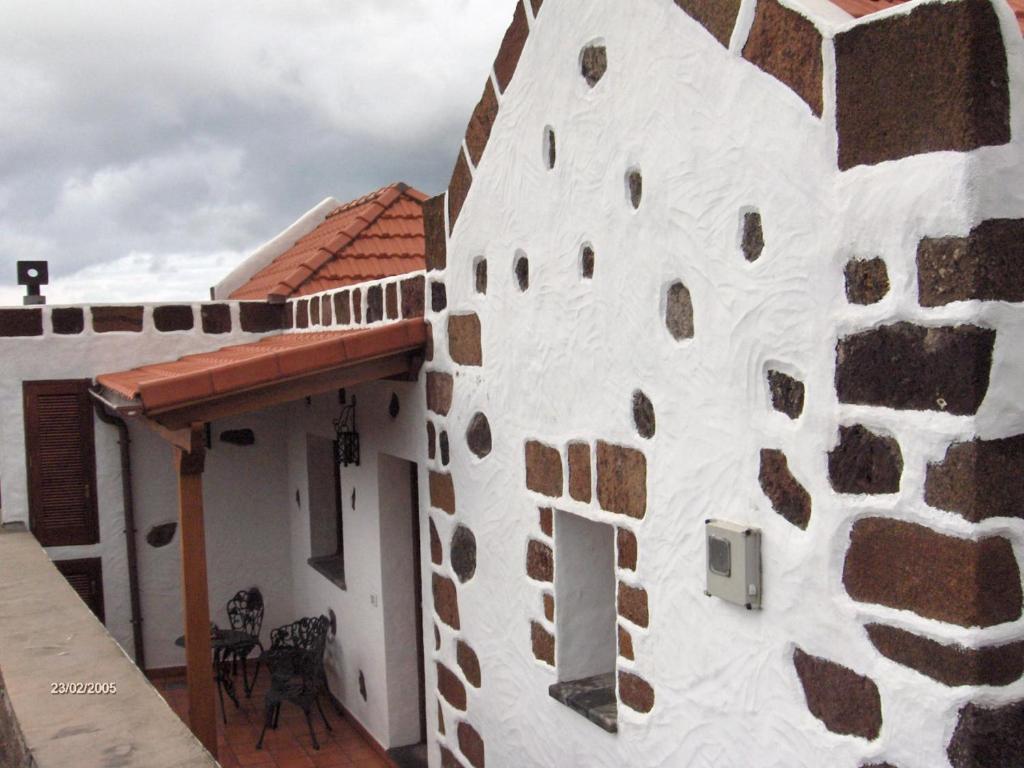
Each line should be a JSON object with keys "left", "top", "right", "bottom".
{"left": 310, "top": 296, "right": 321, "bottom": 326}
{"left": 926, "top": 435, "right": 1024, "bottom": 523}
{"left": 466, "top": 413, "right": 492, "bottom": 459}
{"left": 457, "top": 722, "right": 485, "bottom": 768}
{"left": 742, "top": 0, "right": 823, "bottom": 116}
{"left": 947, "top": 700, "right": 1024, "bottom": 768}
{"left": 530, "top": 0, "right": 542, "bottom": 14}
{"left": 433, "top": 575, "right": 461, "bottom": 630}
{"left": 427, "top": 421, "right": 437, "bottom": 460}
{"left": 200, "top": 304, "right": 231, "bottom": 334}
{"left": 759, "top": 449, "right": 811, "bottom": 529}
{"left": 448, "top": 150, "right": 473, "bottom": 235}
{"left": 596, "top": 442, "right": 647, "bottom": 519}
{"left": 322, "top": 296, "right": 333, "bottom": 326}
{"left": 437, "top": 701, "right": 445, "bottom": 735}
{"left": 431, "top": 281, "right": 448, "bottom": 313}
{"left": 50, "top": 307, "right": 84, "bottom": 335}
{"left": 526, "top": 539, "right": 553, "bottom": 583}
{"left": 334, "top": 291, "right": 350, "bottom": 325}
{"left": 835, "top": 0, "right": 1010, "bottom": 170}
{"left": 544, "top": 127, "right": 556, "bottom": 170}
{"left": 92, "top": 306, "right": 143, "bottom": 333}
{"left": 845, "top": 258, "right": 890, "bottom": 305}
{"left": 742, "top": 212, "right": 764, "bottom": 262}
{"left": 866, "top": 623, "right": 1024, "bottom": 687}
{"left": 543, "top": 593, "right": 554, "bottom": 622}
{"left": 538, "top": 507, "right": 552, "bottom": 537}
{"left": 567, "top": 442, "right": 592, "bottom": 503}
{"left": 835, "top": 323, "right": 995, "bottom": 415}
{"left": 365, "top": 284, "right": 384, "bottom": 323}
{"left": 618, "top": 583, "right": 649, "bottom": 628}
{"left": 426, "top": 372, "right": 454, "bottom": 416}
{"left": 768, "top": 370, "right": 804, "bottom": 419}
{"left": 618, "top": 625, "right": 634, "bottom": 661}
{"left": 152, "top": 305, "right": 194, "bottom": 333}
{"left": 514, "top": 254, "right": 529, "bottom": 291}
{"left": 475, "top": 259, "right": 487, "bottom": 294}
{"left": 240, "top": 302, "right": 287, "bottom": 333}
{"left": 401, "top": 276, "right": 425, "bottom": 318}
{"left": 385, "top": 282, "right": 398, "bottom": 320}
{"left": 457, "top": 642, "right": 481, "bottom": 689}
{"left": 451, "top": 525, "right": 477, "bottom": 583}
{"left": 581, "top": 245, "right": 595, "bottom": 279}
{"left": 617, "top": 528, "right": 637, "bottom": 571}
{"left": 439, "top": 431, "right": 450, "bottom": 466}
{"left": 434, "top": 624, "right": 441, "bottom": 652}
{"left": 918, "top": 219, "right": 1024, "bottom": 307}
{"left": 525, "top": 441, "right": 563, "bottom": 497}
{"left": 581, "top": 45, "right": 607, "bottom": 87}
{"left": 828, "top": 426, "right": 903, "bottom": 495}
{"left": 424, "top": 194, "right": 447, "bottom": 272}
{"left": 352, "top": 290, "right": 362, "bottom": 323}
{"left": 627, "top": 169, "right": 642, "bottom": 209}
{"left": 673, "top": 0, "right": 740, "bottom": 47}
{"left": 843, "top": 517, "right": 1022, "bottom": 628}
{"left": 666, "top": 282, "right": 694, "bottom": 340}
{"left": 281, "top": 304, "right": 294, "bottom": 330}
{"left": 632, "top": 391, "right": 655, "bottom": 439}
{"left": 437, "top": 662, "right": 467, "bottom": 710}
{"left": 493, "top": 0, "right": 529, "bottom": 93}
{"left": 295, "top": 299, "right": 309, "bottom": 329}
{"left": 429, "top": 472, "right": 456, "bottom": 515}
{"left": 440, "top": 746, "right": 465, "bottom": 768}
{"left": 449, "top": 314, "right": 482, "bottom": 366}
{"left": 618, "top": 671, "right": 654, "bottom": 714}
{"left": 465, "top": 79, "right": 499, "bottom": 167}
{"left": 429, "top": 518, "right": 443, "bottom": 565}
{"left": 145, "top": 522, "right": 177, "bottom": 548}
{"left": 793, "top": 648, "right": 881, "bottom": 740}
{"left": 530, "top": 621, "right": 555, "bottom": 666}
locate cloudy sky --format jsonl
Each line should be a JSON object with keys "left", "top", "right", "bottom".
{"left": 0, "top": 0, "right": 513, "bottom": 305}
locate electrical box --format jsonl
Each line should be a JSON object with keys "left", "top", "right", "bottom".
{"left": 705, "top": 520, "right": 762, "bottom": 610}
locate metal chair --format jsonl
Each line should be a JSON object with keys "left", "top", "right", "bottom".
{"left": 224, "top": 588, "right": 265, "bottom": 696}
{"left": 256, "top": 615, "right": 332, "bottom": 751}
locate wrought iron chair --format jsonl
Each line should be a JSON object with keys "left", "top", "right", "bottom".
{"left": 224, "top": 588, "right": 265, "bottom": 697}
{"left": 255, "top": 615, "right": 332, "bottom": 751}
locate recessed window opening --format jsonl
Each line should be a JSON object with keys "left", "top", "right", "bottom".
{"left": 306, "top": 433, "right": 345, "bottom": 588}
{"left": 550, "top": 510, "right": 618, "bottom": 733}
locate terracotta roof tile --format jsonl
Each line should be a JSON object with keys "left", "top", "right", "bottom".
{"left": 97, "top": 320, "right": 427, "bottom": 412}
{"left": 832, "top": 0, "right": 1024, "bottom": 31}
{"left": 229, "top": 183, "right": 427, "bottom": 301}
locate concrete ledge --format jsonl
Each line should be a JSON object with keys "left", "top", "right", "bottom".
{"left": 0, "top": 531, "right": 217, "bottom": 768}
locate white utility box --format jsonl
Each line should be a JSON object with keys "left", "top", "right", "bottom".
{"left": 705, "top": 520, "right": 762, "bottom": 610}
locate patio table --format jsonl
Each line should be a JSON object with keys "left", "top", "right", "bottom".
{"left": 175, "top": 627, "right": 252, "bottom": 722}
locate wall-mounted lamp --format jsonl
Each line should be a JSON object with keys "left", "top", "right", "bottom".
{"left": 17, "top": 261, "right": 48, "bottom": 306}
{"left": 333, "top": 389, "right": 360, "bottom": 467}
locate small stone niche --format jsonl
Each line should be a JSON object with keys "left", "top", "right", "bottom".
{"left": 514, "top": 251, "right": 530, "bottom": 292}
{"left": 742, "top": 210, "right": 765, "bottom": 262}
{"left": 581, "top": 244, "right": 595, "bottom": 279}
{"left": 544, "top": 126, "right": 557, "bottom": 170}
{"left": 626, "top": 168, "right": 643, "bottom": 210}
{"left": 580, "top": 43, "right": 607, "bottom": 87}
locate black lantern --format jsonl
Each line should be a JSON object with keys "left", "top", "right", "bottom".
{"left": 333, "top": 390, "right": 360, "bottom": 467}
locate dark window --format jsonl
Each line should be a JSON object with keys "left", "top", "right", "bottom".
{"left": 306, "top": 434, "right": 345, "bottom": 588}
{"left": 54, "top": 557, "right": 105, "bottom": 623}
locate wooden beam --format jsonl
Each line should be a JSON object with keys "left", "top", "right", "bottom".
{"left": 141, "top": 419, "right": 204, "bottom": 453}
{"left": 174, "top": 428, "right": 217, "bottom": 760}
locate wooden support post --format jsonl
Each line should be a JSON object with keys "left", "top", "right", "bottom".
{"left": 174, "top": 426, "right": 217, "bottom": 760}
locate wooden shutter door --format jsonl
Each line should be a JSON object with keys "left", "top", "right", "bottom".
{"left": 23, "top": 380, "right": 99, "bottom": 547}
{"left": 54, "top": 558, "right": 105, "bottom": 623}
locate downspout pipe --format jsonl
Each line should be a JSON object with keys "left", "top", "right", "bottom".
{"left": 92, "top": 397, "right": 146, "bottom": 671}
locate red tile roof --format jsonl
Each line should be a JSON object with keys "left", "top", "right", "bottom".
{"left": 832, "top": 0, "right": 1024, "bottom": 31}
{"left": 97, "top": 320, "right": 427, "bottom": 412}
{"left": 229, "top": 183, "right": 428, "bottom": 302}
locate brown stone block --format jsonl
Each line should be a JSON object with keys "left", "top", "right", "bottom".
{"left": 538, "top": 507, "right": 552, "bottom": 537}
{"left": 617, "top": 528, "right": 638, "bottom": 571}
{"left": 543, "top": 593, "right": 554, "bottom": 622}
{"left": 153, "top": 305, "right": 194, "bottom": 332}
{"left": 618, "top": 583, "right": 649, "bottom": 628}
{"left": 309, "top": 296, "right": 321, "bottom": 326}
{"left": 828, "top": 426, "right": 903, "bottom": 495}
{"left": 426, "top": 371, "right": 454, "bottom": 416}
{"left": 793, "top": 648, "right": 881, "bottom": 740}
{"left": 239, "top": 302, "right": 287, "bottom": 333}
{"left": 866, "top": 623, "right": 1024, "bottom": 687}
{"left": 947, "top": 700, "right": 1024, "bottom": 768}
{"left": 525, "top": 441, "right": 563, "bottom": 497}
{"left": 835, "top": 323, "right": 995, "bottom": 415}
{"left": 440, "top": 746, "right": 465, "bottom": 768}
{"left": 493, "top": 0, "right": 529, "bottom": 93}
{"left": 742, "top": 0, "right": 824, "bottom": 116}
{"left": 526, "top": 539, "right": 553, "bottom": 583}
{"left": 845, "top": 258, "right": 890, "bottom": 305}
{"left": 618, "top": 625, "right": 634, "bottom": 661}
{"left": 596, "top": 442, "right": 647, "bottom": 519}
{"left": 457, "top": 641, "right": 481, "bottom": 688}
{"left": 427, "top": 421, "right": 437, "bottom": 460}
{"left": 447, "top": 150, "right": 473, "bottom": 235}
{"left": 200, "top": 304, "right": 231, "bottom": 334}
{"left": 457, "top": 722, "right": 485, "bottom": 768}
{"left": 385, "top": 282, "right": 398, "bottom": 320}
{"left": 321, "top": 295, "right": 332, "bottom": 326}
{"left": 581, "top": 45, "right": 607, "bottom": 88}
{"left": 424, "top": 194, "right": 447, "bottom": 272}
{"left": 92, "top": 306, "right": 143, "bottom": 333}
{"left": 437, "top": 662, "right": 467, "bottom": 710}
{"left": 759, "top": 449, "right": 811, "bottom": 529}
{"left": 475, "top": 259, "right": 488, "bottom": 294}
{"left": 335, "top": 290, "right": 351, "bottom": 325}
{"left": 530, "top": 0, "right": 542, "bottom": 15}
{"left": 567, "top": 442, "right": 592, "bottom": 502}
{"left": 51, "top": 307, "right": 84, "bottom": 335}
{"left": 437, "top": 701, "right": 445, "bottom": 735}
{"left": 530, "top": 621, "right": 555, "bottom": 666}
{"left": 666, "top": 282, "right": 695, "bottom": 340}
{"left": 425, "top": 320, "right": 434, "bottom": 361}
{"left": 429, "top": 517, "right": 443, "bottom": 565}
{"left": 451, "top": 525, "right": 477, "bottom": 583}
{"left": 433, "top": 574, "right": 461, "bottom": 630}
{"left": 429, "top": 472, "right": 456, "bottom": 515}
{"left": 632, "top": 391, "right": 656, "bottom": 439}
{"left": 835, "top": 0, "right": 1010, "bottom": 170}
{"left": 767, "top": 370, "right": 804, "bottom": 419}
{"left": 925, "top": 435, "right": 1024, "bottom": 523}
{"left": 673, "top": 0, "right": 740, "bottom": 47}
{"left": 466, "top": 413, "right": 492, "bottom": 459}
{"left": 919, "top": 219, "right": 1024, "bottom": 306}
{"left": 448, "top": 314, "right": 482, "bottom": 366}
{"left": 401, "top": 275, "right": 425, "bottom": 318}
{"left": 431, "top": 281, "right": 447, "bottom": 313}
{"left": 465, "top": 79, "right": 499, "bottom": 167}
{"left": 618, "top": 671, "right": 654, "bottom": 714}
{"left": 352, "top": 290, "right": 362, "bottom": 323}
{"left": 366, "top": 284, "right": 384, "bottom": 323}
{"left": 295, "top": 299, "right": 309, "bottom": 329}
{"left": 843, "top": 517, "right": 1022, "bottom": 628}
{"left": 0, "top": 308, "right": 43, "bottom": 337}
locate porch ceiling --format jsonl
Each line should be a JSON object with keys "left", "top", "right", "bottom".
{"left": 94, "top": 319, "right": 426, "bottom": 429}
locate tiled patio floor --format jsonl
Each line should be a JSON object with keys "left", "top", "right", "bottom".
{"left": 153, "top": 671, "right": 392, "bottom": 768}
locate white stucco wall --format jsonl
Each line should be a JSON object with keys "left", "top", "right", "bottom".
{"left": 430, "top": 1, "right": 1024, "bottom": 767}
